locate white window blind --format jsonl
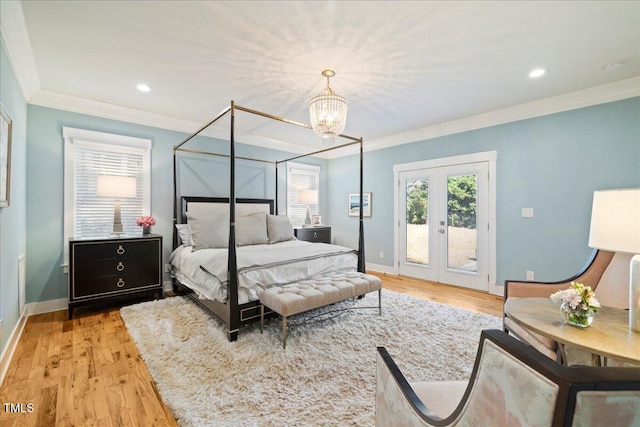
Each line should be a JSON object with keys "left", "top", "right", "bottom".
{"left": 287, "top": 162, "right": 320, "bottom": 227}
{"left": 63, "top": 127, "right": 151, "bottom": 265}
{"left": 73, "top": 143, "right": 145, "bottom": 238}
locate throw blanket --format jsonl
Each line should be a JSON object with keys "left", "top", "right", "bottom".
{"left": 200, "top": 240, "right": 358, "bottom": 293}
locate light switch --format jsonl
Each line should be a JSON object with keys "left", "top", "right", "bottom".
{"left": 522, "top": 208, "right": 534, "bottom": 218}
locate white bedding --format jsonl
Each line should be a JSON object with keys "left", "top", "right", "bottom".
{"left": 170, "top": 240, "right": 358, "bottom": 304}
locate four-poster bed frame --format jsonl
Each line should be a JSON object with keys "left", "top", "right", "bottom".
{"left": 172, "top": 101, "right": 366, "bottom": 341}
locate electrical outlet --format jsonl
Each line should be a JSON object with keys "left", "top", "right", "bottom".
{"left": 164, "top": 263, "right": 172, "bottom": 273}
{"left": 379, "top": 251, "right": 384, "bottom": 258}
{"left": 526, "top": 271, "right": 535, "bottom": 281}
{"left": 522, "top": 208, "right": 534, "bottom": 218}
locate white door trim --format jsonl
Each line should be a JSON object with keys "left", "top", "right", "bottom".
{"left": 393, "top": 151, "right": 499, "bottom": 295}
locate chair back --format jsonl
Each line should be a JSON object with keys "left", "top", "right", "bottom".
{"left": 376, "top": 329, "right": 640, "bottom": 426}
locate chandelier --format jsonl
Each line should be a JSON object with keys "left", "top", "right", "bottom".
{"left": 309, "top": 70, "right": 348, "bottom": 139}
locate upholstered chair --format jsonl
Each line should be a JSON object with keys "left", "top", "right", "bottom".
{"left": 504, "top": 249, "right": 632, "bottom": 364}
{"left": 375, "top": 329, "right": 640, "bottom": 427}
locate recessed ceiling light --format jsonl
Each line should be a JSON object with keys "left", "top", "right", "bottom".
{"left": 603, "top": 60, "right": 625, "bottom": 72}
{"left": 528, "top": 68, "right": 546, "bottom": 79}
{"left": 136, "top": 83, "right": 151, "bottom": 93}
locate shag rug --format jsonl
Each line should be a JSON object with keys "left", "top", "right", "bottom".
{"left": 120, "top": 289, "right": 502, "bottom": 426}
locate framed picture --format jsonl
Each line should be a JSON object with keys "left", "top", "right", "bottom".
{"left": 348, "top": 193, "right": 371, "bottom": 217}
{"left": 312, "top": 215, "right": 322, "bottom": 226}
{"left": 0, "top": 104, "right": 12, "bottom": 208}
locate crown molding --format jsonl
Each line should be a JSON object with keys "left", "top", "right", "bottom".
{"left": 29, "top": 77, "right": 640, "bottom": 160}
{"left": 360, "top": 77, "right": 640, "bottom": 156}
{"left": 0, "top": 0, "right": 40, "bottom": 101}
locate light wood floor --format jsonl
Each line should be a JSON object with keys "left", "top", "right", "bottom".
{"left": 0, "top": 273, "right": 503, "bottom": 426}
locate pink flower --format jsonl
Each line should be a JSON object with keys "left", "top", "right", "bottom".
{"left": 136, "top": 216, "right": 156, "bottom": 227}
{"left": 550, "top": 282, "right": 600, "bottom": 313}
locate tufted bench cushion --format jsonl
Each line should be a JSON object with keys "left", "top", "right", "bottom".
{"left": 260, "top": 272, "right": 382, "bottom": 348}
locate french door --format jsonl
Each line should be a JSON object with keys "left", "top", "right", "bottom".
{"left": 398, "top": 162, "right": 489, "bottom": 291}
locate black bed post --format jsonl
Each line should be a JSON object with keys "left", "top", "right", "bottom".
{"left": 172, "top": 148, "right": 178, "bottom": 249}
{"left": 358, "top": 138, "right": 366, "bottom": 273}
{"left": 172, "top": 147, "right": 179, "bottom": 292}
{"left": 228, "top": 101, "right": 239, "bottom": 342}
{"left": 275, "top": 161, "right": 279, "bottom": 214}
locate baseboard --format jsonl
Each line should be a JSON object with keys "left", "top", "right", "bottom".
{"left": 366, "top": 263, "right": 395, "bottom": 275}
{"left": 27, "top": 297, "right": 68, "bottom": 316}
{"left": 0, "top": 313, "right": 28, "bottom": 386}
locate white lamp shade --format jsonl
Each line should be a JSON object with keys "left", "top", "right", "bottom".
{"left": 96, "top": 175, "right": 136, "bottom": 198}
{"left": 298, "top": 189, "right": 318, "bottom": 204}
{"left": 588, "top": 188, "right": 640, "bottom": 254}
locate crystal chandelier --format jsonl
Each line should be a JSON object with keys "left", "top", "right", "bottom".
{"left": 309, "top": 70, "right": 348, "bottom": 139}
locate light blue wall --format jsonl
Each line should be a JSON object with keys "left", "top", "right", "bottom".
{"left": 0, "top": 39, "right": 28, "bottom": 354}
{"left": 328, "top": 97, "right": 640, "bottom": 286}
{"left": 25, "top": 105, "right": 327, "bottom": 303}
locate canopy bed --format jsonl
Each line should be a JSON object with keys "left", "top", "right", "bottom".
{"left": 171, "top": 101, "right": 371, "bottom": 342}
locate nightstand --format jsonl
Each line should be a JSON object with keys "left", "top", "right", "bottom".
{"left": 68, "top": 234, "right": 163, "bottom": 318}
{"left": 294, "top": 226, "right": 331, "bottom": 244}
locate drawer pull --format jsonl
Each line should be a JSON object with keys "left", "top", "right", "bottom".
{"left": 116, "top": 262, "right": 125, "bottom": 272}
{"left": 117, "top": 245, "right": 125, "bottom": 255}
{"left": 314, "top": 232, "right": 318, "bottom": 238}
{"left": 117, "top": 278, "right": 125, "bottom": 288}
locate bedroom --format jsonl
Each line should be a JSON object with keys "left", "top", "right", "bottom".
{"left": 1, "top": 1, "right": 639, "bottom": 425}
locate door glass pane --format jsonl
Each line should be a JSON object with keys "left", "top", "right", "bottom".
{"left": 405, "top": 178, "right": 429, "bottom": 265}
{"left": 447, "top": 174, "right": 478, "bottom": 272}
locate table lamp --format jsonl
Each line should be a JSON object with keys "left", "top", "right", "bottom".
{"left": 97, "top": 175, "right": 137, "bottom": 235}
{"left": 298, "top": 189, "right": 318, "bottom": 228}
{"left": 588, "top": 188, "right": 640, "bottom": 333}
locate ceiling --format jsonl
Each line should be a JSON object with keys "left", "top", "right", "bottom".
{"left": 2, "top": 1, "right": 639, "bottom": 155}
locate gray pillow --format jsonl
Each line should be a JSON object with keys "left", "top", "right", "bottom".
{"left": 266, "top": 214, "right": 295, "bottom": 244}
{"left": 236, "top": 211, "right": 269, "bottom": 246}
{"left": 186, "top": 212, "right": 229, "bottom": 250}
{"left": 175, "top": 224, "right": 193, "bottom": 246}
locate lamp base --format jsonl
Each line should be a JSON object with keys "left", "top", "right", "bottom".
{"left": 631, "top": 254, "right": 640, "bottom": 333}
{"left": 111, "top": 198, "right": 125, "bottom": 235}
{"left": 303, "top": 205, "right": 312, "bottom": 228}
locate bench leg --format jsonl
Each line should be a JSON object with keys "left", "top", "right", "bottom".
{"left": 282, "top": 315, "right": 287, "bottom": 349}
{"left": 378, "top": 289, "right": 382, "bottom": 315}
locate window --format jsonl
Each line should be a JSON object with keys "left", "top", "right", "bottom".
{"left": 287, "top": 162, "right": 320, "bottom": 227}
{"left": 63, "top": 127, "right": 151, "bottom": 262}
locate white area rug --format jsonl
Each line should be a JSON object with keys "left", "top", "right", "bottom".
{"left": 120, "top": 289, "right": 502, "bottom": 426}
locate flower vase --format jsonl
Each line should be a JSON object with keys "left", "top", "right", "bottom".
{"left": 142, "top": 226, "right": 151, "bottom": 235}
{"left": 560, "top": 302, "right": 594, "bottom": 328}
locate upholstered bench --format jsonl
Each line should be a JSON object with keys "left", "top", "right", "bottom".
{"left": 259, "top": 272, "right": 382, "bottom": 348}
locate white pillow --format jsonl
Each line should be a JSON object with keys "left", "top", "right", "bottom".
{"left": 187, "top": 212, "right": 229, "bottom": 250}
{"left": 266, "top": 214, "right": 295, "bottom": 244}
{"left": 236, "top": 211, "right": 269, "bottom": 246}
{"left": 175, "top": 224, "right": 193, "bottom": 246}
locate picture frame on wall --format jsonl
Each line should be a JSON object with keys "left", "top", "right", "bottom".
{"left": 312, "top": 215, "right": 322, "bottom": 226}
{"left": 0, "top": 104, "right": 12, "bottom": 208}
{"left": 348, "top": 193, "right": 371, "bottom": 217}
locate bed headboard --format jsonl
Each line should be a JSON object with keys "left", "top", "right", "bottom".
{"left": 180, "top": 196, "right": 274, "bottom": 223}
{"left": 174, "top": 196, "right": 274, "bottom": 249}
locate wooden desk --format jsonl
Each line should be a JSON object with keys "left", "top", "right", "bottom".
{"left": 505, "top": 297, "right": 640, "bottom": 366}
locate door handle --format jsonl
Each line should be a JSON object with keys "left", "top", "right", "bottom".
{"left": 438, "top": 229, "right": 445, "bottom": 234}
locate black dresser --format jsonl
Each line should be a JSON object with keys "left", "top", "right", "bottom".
{"left": 68, "top": 234, "right": 162, "bottom": 318}
{"left": 294, "top": 227, "right": 331, "bottom": 244}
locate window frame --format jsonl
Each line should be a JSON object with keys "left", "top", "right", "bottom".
{"left": 63, "top": 127, "right": 151, "bottom": 266}
{"left": 286, "top": 162, "right": 320, "bottom": 228}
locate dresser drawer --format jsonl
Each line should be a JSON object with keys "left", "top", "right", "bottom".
{"left": 73, "top": 240, "right": 158, "bottom": 262}
{"left": 295, "top": 227, "right": 331, "bottom": 243}
{"left": 73, "top": 272, "right": 160, "bottom": 299}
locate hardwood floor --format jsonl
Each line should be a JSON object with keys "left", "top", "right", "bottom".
{"left": 0, "top": 273, "right": 503, "bottom": 426}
